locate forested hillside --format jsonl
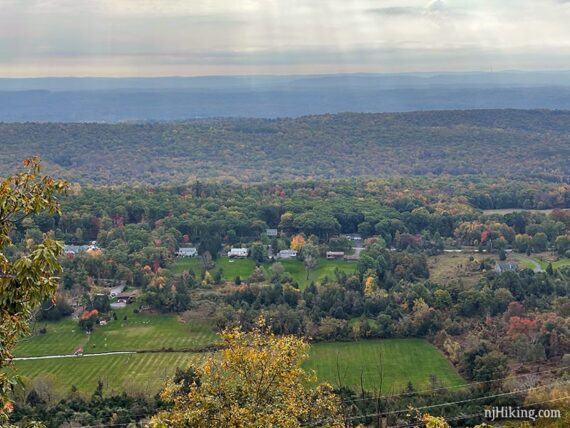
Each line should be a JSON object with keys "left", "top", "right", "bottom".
{"left": 1, "top": 109, "right": 569, "bottom": 185}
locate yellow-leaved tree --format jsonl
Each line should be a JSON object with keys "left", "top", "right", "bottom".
{"left": 151, "top": 318, "right": 344, "bottom": 428}
{"left": 0, "top": 158, "right": 68, "bottom": 424}
{"left": 290, "top": 234, "right": 306, "bottom": 251}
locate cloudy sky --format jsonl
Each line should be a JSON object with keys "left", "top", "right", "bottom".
{"left": 1, "top": 0, "right": 570, "bottom": 77}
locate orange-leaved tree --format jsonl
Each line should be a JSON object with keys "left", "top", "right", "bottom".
{"left": 0, "top": 158, "right": 67, "bottom": 423}
{"left": 290, "top": 234, "right": 306, "bottom": 251}
{"left": 151, "top": 318, "right": 344, "bottom": 428}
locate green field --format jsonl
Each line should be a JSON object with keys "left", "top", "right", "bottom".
{"left": 173, "top": 256, "right": 356, "bottom": 288}
{"left": 13, "top": 338, "right": 464, "bottom": 397}
{"left": 304, "top": 339, "right": 465, "bottom": 393}
{"left": 173, "top": 257, "right": 256, "bottom": 278}
{"left": 550, "top": 258, "right": 570, "bottom": 269}
{"left": 530, "top": 256, "right": 570, "bottom": 270}
{"left": 15, "top": 309, "right": 218, "bottom": 357}
{"left": 13, "top": 352, "right": 203, "bottom": 396}
{"left": 510, "top": 254, "right": 570, "bottom": 271}
{"left": 15, "top": 319, "right": 88, "bottom": 358}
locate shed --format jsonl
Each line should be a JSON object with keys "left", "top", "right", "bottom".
{"left": 228, "top": 248, "right": 248, "bottom": 258}
{"left": 176, "top": 247, "right": 198, "bottom": 257}
{"left": 266, "top": 229, "right": 278, "bottom": 237}
{"left": 326, "top": 251, "right": 345, "bottom": 260}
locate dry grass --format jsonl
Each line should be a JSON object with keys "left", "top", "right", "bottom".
{"left": 428, "top": 253, "right": 498, "bottom": 286}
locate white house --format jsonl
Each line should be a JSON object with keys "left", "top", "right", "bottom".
{"left": 266, "top": 229, "right": 278, "bottom": 237}
{"left": 342, "top": 234, "right": 362, "bottom": 242}
{"left": 228, "top": 248, "right": 248, "bottom": 258}
{"left": 176, "top": 247, "right": 198, "bottom": 257}
{"left": 64, "top": 243, "right": 100, "bottom": 256}
{"left": 277, "top": 249, "right": 297, "bottom": 259}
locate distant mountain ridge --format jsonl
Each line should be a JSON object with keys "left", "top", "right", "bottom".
{"left": 1, "top": 72, "right": 570, "bottom": 121}
{"left": 0, "top": 109, "right": 568, "bottom": 185}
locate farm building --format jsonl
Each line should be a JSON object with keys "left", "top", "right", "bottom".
{"left": 277, "top": 249, "right": 297, "bottom": 259}
{"left": 176, "top": 247, "right": 197, "bottom": 257}
{"left": 228, "top": 248, "right": 248, "bottom": 258}
{"left": 326, "top": 251, "right": 345, "bottom": 260}
{"left": 495, "top": 262, "right": 519, "bottom": 273}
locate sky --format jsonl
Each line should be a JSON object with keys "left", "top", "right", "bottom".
{"left": 1, "top": 0, "right": 570, "bottom": 77}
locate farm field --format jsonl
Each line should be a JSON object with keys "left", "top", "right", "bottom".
{"left": 13, "top": 338, "right": 464, "bottom": 397}
{"left": 172, "top": 256, "right": 356, "bottom": 288}
{"left": 277, "top": 259, "right": 356, "bottom": 287}
{"left": 14, "top": 319, "right": 88, "bottom": 358}
{"left": 14, "top": 309, "right": 218, "bottom": 357}
{"left": 172, "top": 256, "right": 256, "bottom": 278}
{"left": 13, "top": 352, "right": 204, "bottom": 397}
{"left": 427, "top": 253, "right": 498, "bottom": 286}
{"left": 304, "top": 339, "right": 465, "bottom": 393}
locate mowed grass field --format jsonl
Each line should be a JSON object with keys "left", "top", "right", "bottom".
{"left": 14, "top": 338, "right": 464, "bottom": 397}
{"left": 173, "top": 256, "right": 356, "bottom": 288}
{"left": 15, "top": 309, "right": 218, "bottom": 357}
{"left": 304, "top": 339, "right": 465, "bottom": 393}
{"left": 13, "top": 352, "right": 204, "bottom": 396}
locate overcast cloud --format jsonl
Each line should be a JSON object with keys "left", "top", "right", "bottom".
{"left": 1, "top": 0, "right": 570, "bottom": 76}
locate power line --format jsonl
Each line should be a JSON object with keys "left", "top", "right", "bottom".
{"left": 308, "top": 378, "right": 570, "bottom": 426}
{"left": 33, "top": 393, "right": 570, "bottom": 428}
{"left": 388, "top": 393, "right": 570, "bottom": 428}
{"left": 339, "top": 362, "right": 570, "bottom": 405}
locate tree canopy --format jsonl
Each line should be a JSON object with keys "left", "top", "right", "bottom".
{"left": 151, "top": 318, "right": 343, "bottom": 428}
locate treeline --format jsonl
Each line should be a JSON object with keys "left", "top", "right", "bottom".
{"left": 11, "top": 177, "right": 569, "bottom": 298}
{"left": 1, "top": 110, "right": 570, "bottom": 184}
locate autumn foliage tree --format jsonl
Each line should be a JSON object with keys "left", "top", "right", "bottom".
{"left": 290, "top": 234, "right": 306, "bottom": 251}
{"left": 151, "top": 318, "right": 343, "bottom": 428}
{"left": 0, "top": 158, "right": 67, "bottom": 423}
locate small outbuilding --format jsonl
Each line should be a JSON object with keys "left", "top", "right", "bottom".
{"left": 277, "top": 249, "right": 297, "bottom": 259}
{"left": 326, "top": 251, "right": 345, "bottom": 260}
{"left": 228, "top": 248, "right": 248, "bottom": 258}
{"left": 176, "top": 247, "right": 198, "bottom": 257}
{"left": 266, "top": 229, "right": 278, "bottom": 237}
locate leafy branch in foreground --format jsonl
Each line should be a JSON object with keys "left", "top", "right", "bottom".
{"left": 0, "top": 158, "right": 68, "bottom": 424}
{"left": 151, "top": 317, "right": 344, "bottom": 428}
